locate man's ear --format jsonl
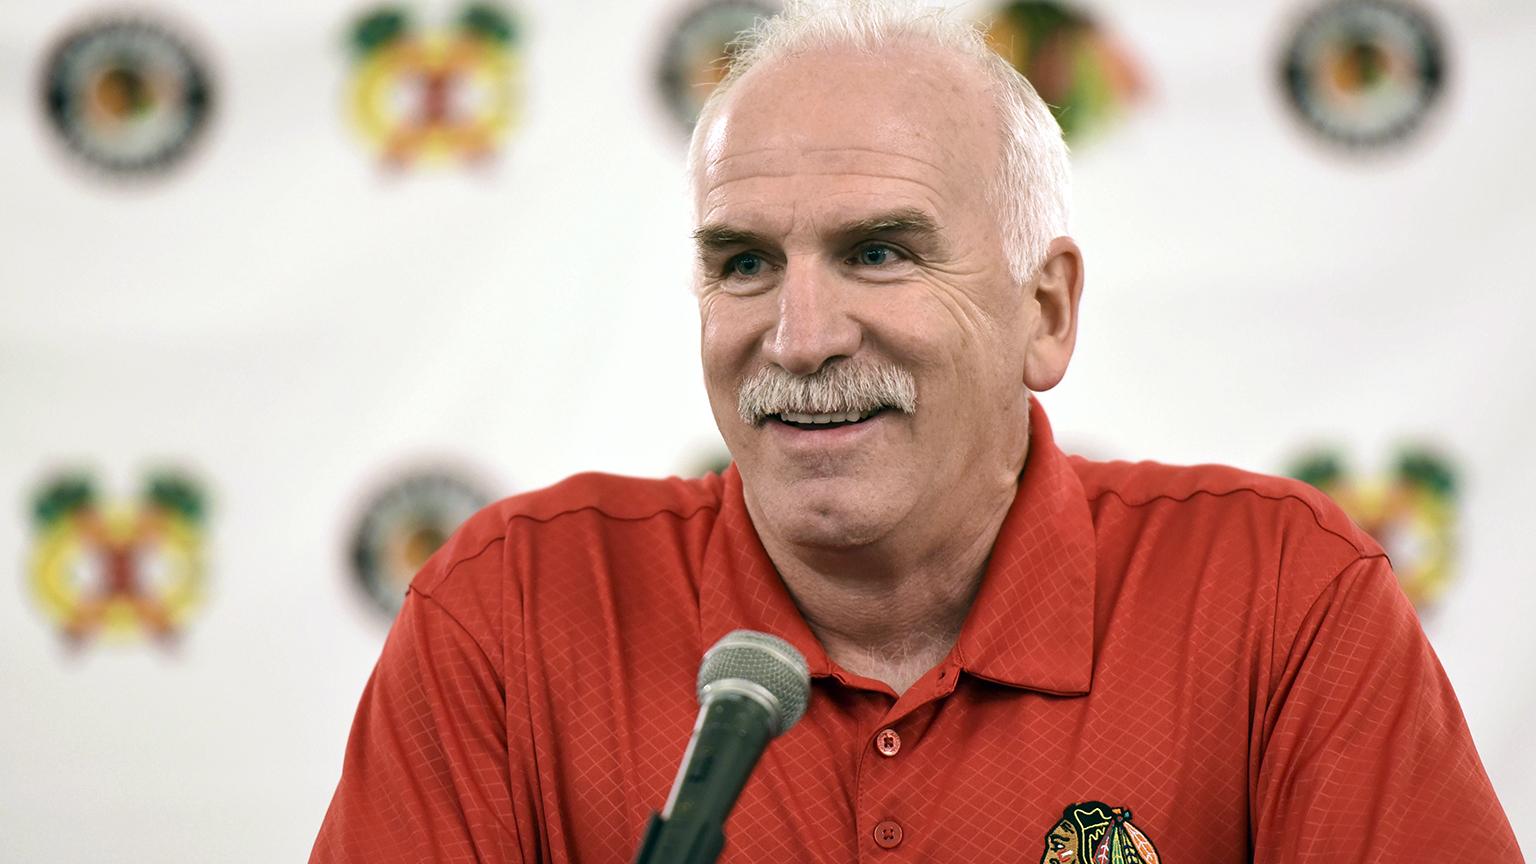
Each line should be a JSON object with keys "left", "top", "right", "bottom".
{"left": 1022, "top": 236, "right": 1084, "bottom": 393}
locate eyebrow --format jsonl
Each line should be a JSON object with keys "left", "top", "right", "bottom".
{"left": 692, "top": 225, "right": 769, "bottom": 257}
{"left": 692, "top": 208, "right": 944, "bottom": 257}
{"left": 839, "top": 208, "right": 942, "bottom": 240}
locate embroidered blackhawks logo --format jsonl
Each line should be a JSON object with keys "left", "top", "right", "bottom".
{"left": 1040, "top": 801, "right": 1160, "bottom": 864}
{"left": 345, "top": 3, "right": 522, "bottom": 167}
{"left": 27, "top": 470, "right": 209, "bottom": 649}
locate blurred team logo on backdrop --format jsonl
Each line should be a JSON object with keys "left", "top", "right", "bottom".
{"left": 349, "top": 467, "right": 495, "bottom": 619}
{"left": 657, "top": 0, "right": 779, "bottom": 134}
{"left": 39, "top": 16, "right": 215, "bottom": 176}
{"left": 27, "top": 470, "right": 209, "bottom": 650}
{"left": 1038, "top": 801, "right": 1161, "bottom": 864}
{"left": 346, "top": 3, "right": 522, "bottom": 167}
{"left": 1279, "top": 0, "right": 1446, "bottom": 150}
{"left": 1289, "top": 445, "right": 1458, "bottom": 610}
{"left": 984, "top": 1, "right": 1145, "bottom": 145}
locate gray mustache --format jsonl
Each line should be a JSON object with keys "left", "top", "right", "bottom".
{"left": 736, "top": 361, "right": 918, "bottom": 424}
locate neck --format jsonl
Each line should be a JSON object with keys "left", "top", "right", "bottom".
{"left": 757, "top": 472, "right": 1021, "bottom": 695}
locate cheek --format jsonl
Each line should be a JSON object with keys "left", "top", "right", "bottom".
{"left": 853, "top": 294, "right": 958, "bottom": 381}
{"left": 867, "top": 282, "right": 1020, "bottom": 372}
{"left": 699, "top": 298, "right": 769, "bottom": 395}
{"left": 699, "top": 301, "right": 740, "bottom": 365}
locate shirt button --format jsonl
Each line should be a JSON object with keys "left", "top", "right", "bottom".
{"left": 873, "top": 819, "right": 903, "bottom": 849}
{"left": 875, "top": 728, "right": 901, "bottom": 757}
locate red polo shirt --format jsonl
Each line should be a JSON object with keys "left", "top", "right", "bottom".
{"left": 311, "top": 403, "right": 1521, "bottom": 862}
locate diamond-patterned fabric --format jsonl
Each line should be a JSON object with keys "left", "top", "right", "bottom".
{"left": 311, "top": 404, "right": 1523, "bottom": 862}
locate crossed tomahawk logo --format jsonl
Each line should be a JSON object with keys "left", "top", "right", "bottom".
{"left": 28, "top": 471, "right": 208, "bottom": 650}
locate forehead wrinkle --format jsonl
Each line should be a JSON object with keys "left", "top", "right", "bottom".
{"left": 707, "top": 170, "right": 952, "bottom": 188}
{"left": 793, "top": 145, "right": 951, "bottom": 174}
{"left": 707, "top": 145, "right": 787, "bottom": 165}
{"left": 712, "top": 145, "right": 949, "bottom": 174}
{"left": 708, "top": 153, "right": 956, "bottom": 191}
{"left": 703, "top": 171, "right": 952, "bottom": 209}
{"left": 703, "top": 148, "right": 981, "bottom": 227}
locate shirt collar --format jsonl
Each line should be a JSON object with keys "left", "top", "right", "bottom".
{"left": 951, "top": 399, "right": 1096, "bottom": 695}
{"left": 699, "top": 399, "right": 1096, "bottom": 695}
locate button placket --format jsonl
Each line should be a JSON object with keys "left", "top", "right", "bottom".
{"left": 859, "top": 703, "right": 934, "bottom": 858}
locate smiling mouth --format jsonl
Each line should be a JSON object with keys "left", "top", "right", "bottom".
{"left": 769, "top": 407, "right": 886, "bottom": 430}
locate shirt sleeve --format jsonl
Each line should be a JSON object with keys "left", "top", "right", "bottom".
{"left": 1253, "top": 554, "right": 1523, "bottom": 861}
{"left": 309, "top": 581, "right": 534, "bottom": 863}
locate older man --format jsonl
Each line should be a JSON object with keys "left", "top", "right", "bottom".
{"left": 312, "top": 2, "right": 1521, "bottom": 862}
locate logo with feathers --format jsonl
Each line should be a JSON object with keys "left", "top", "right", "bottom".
{"left": 1040, "top": 802, "right": 1160, "bottom": 864}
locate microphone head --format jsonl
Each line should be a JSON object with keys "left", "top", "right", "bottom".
{"left": 697, "top": 630, "right": 811, "bottom": 737}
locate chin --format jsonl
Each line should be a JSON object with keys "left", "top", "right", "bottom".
{"left": 777, "top": 514, "right": 885, "bottom": 550}
{"left": 753, "top": 479, "right": 901, "bottom": 551}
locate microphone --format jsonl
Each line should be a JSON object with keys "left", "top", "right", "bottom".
{"left": 633, "top": 629, "right": 811, "bottom": 864}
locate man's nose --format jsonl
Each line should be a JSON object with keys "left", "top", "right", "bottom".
{"left": 763, "top": 258, "right": 861, "bottom": 376}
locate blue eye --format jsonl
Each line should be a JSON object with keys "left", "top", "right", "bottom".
{"left": 856, "top": 245, "right": 893, "bottom": 266}
{"left": 728, "top": 253, "right": 764, "bottom": 277}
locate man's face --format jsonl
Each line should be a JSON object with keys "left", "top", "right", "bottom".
{"left": 693, "top": 45, "right": 1037, "bottom": 551}
{"left": 1041, "top": 821, "right": 1081, "bottom": 864}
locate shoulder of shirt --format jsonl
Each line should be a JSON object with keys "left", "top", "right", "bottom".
{"left": 493, "top": 470, "right": 725, "bottom": 524}
{"left": 412, "top": 471, "right": 725, "bottom": 597}
{"left": 1068, "top": 454, "right": 1383, "bottom": 561}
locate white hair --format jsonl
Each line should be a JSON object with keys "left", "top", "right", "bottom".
{"left": 737, "top": 358, "right": 918, "bottom": 424}
{"left": 687, "top": 0, "right": 1071, "bottom": 283}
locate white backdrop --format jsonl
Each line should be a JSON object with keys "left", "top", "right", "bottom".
{"left": 1, "top": 0, "right": 1532, "bottom": 860}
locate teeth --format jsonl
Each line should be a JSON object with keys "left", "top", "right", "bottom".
{"left": 776, "top": 408, "right": 880, "bottom": 425}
